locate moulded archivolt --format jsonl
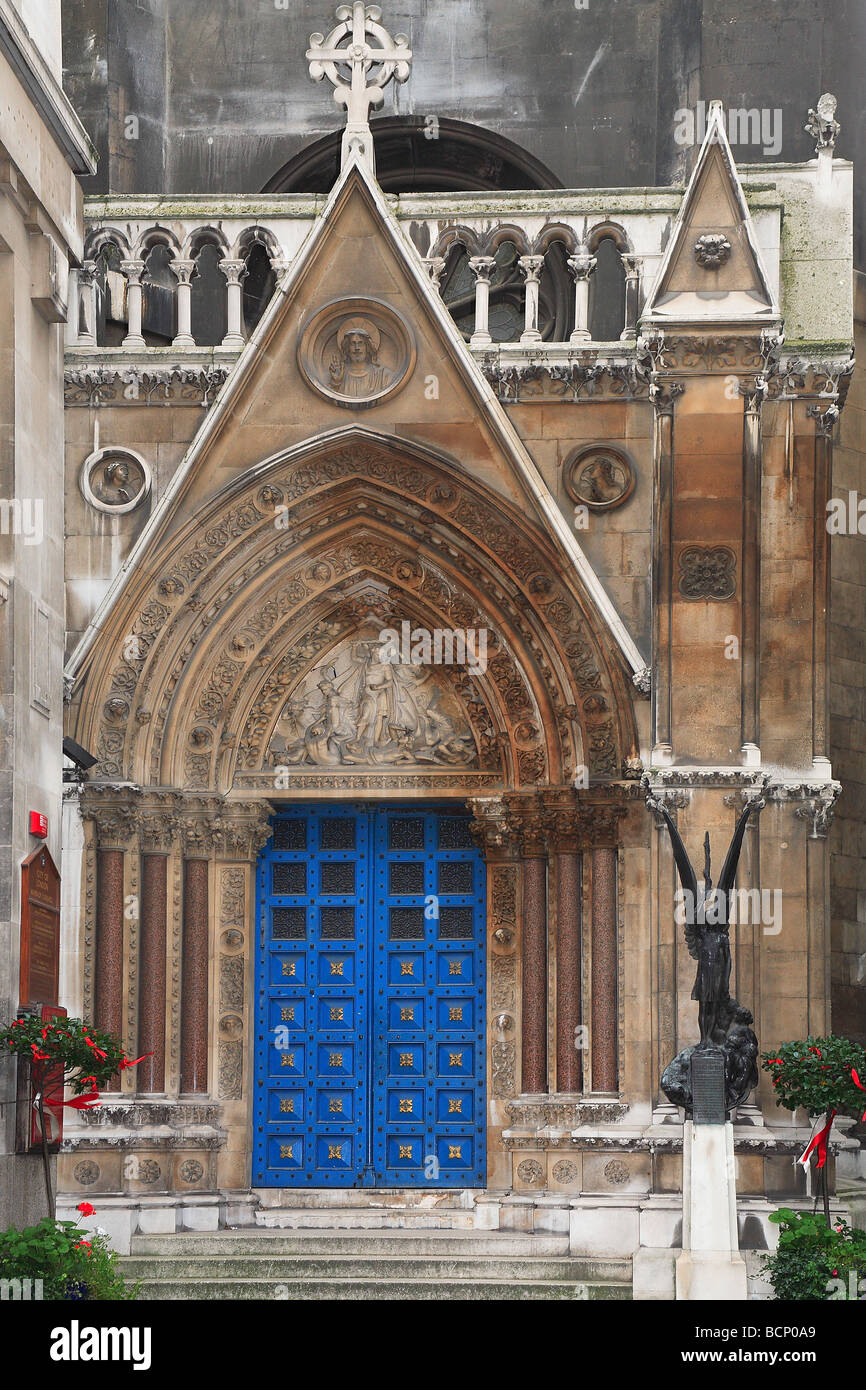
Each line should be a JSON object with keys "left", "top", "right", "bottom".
{"left": 80, "top": 445, "right": 152, "bottom": 515}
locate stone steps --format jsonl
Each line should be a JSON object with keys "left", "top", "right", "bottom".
{"left": 255, "top": 1204, "right": 478, "bottom": 1229}
{"left": 121, "top": 1275, "right": 630, "bottom": 1301}
{"left": 121, "top": 1228, "right": 632, "bottom": 1300}
{"left": 121, "top": 1253, "right": 623, "bottom": 1282}
{"left": 130, "top": 1229, "right": 573, "bottom": 1257}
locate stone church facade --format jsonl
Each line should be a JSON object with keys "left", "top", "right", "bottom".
{"left": 2, "top": 2, "right": 860, "bottom": 1270}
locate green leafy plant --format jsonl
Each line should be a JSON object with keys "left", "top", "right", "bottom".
{"left": 0, "top": 1014, "right": 148, "bottom": 1213}
{"left": 761, "top": 1034, "right": 866, "bottom": 1227}
{"left": 761, "top": 1035, "right": 866, "bottom": 1116}
{"left": 0, "top": 1207, "right": 137, "bottom": 1301}
{"left": 763, "top": 1208, "right": 866, "bottom": 1301}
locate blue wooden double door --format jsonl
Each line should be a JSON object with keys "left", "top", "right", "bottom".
{"left": 254, "top": 804, "right": 486, "bottom": 1187}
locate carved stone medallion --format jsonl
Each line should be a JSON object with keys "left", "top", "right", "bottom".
{"left": 693, "top": 233, "right": 732, "bottom": 269}
{"left": 677, "top": 545, "right": 737, "bottom": 601}
{"left": 298, "top": 297, "right": 415, "bottom": 408}
{"left": 80, "top": 446, "right": 151, "bottom": 514}
{"left": 564, "top": 445, "right": 635, "bottom": 512}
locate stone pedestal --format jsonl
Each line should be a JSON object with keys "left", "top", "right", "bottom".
{"left": 676, "top": 1120, "right": 748, "bottom": 1300}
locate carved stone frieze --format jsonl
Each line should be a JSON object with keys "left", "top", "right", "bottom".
{"left": 65, "top": 364, "right": 230, "bottom": 408}
{"left": 491, "top": 1041, "right": 515, "bottom": 1098}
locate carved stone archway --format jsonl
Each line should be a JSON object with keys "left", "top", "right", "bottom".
{"left": 64, "top": 430, "right": 641, "bottom": 1207}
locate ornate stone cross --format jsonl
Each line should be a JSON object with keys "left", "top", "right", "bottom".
{"left": 307, "top": 3, "right": 413, "bottom": 175}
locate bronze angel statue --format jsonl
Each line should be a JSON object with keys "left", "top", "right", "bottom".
{"left": 649, "top": 798, "right": 757, "bottom": 1048}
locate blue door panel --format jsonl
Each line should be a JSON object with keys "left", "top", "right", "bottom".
{"left": 254, "top": 804, "right": 485, "bottom": 1188}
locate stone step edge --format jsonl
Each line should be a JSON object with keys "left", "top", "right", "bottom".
{"left": 127, "top": 1276, "right": 630, "bottom": 1289}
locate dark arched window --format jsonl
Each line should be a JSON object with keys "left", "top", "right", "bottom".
{"left": 263, "top": 117, "right": 562, "bottom": 195}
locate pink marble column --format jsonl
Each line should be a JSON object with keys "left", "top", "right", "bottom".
{"left": 95, "top": 849, "right": 124, "bottom": 1092}
{"left": 181, "top": 859, "right": 209, "bottom": 1093}
{"left": 591, "top": 846, "right": 619, "bottom": 1092}
{"left": 517, "top": 807, "right": 549, "bottom": 1094}
{"left": 138, "top": 854, "right": 167, "bottom": 1092}
{"left": 555, "top": 848, "right": 583, "bottom": 1092}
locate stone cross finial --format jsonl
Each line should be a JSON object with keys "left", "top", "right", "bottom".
{"left": 307, "top": 4, "right": 412, "bottom": 176}
{"left": 805, "top": 93, "right": 840, "bottom": 155}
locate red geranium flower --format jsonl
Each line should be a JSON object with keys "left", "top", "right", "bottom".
{"left": 77, "top": 1201, "right": 95, "bottom": 1217}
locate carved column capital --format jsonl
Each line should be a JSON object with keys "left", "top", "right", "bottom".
{"left": 566, "top": 249, "right": 597, "bottom": 281}
{"left": 138, "top": 811, "right": 182, "bottom": 853}
{"left": 468, "top": 255, "right": 496, "bottom": 283}
{"left": 503, "top": 793, "right": 548, "bottom": 858}
{"left": 80, "top": 787, "right": 141, "bottom": 849}
{"left": 518, "top": 254, "right": 545, "bottom": 283}
{"left": 118, "top": 258, "right": 145, "bottom": 288}
{"left": 218, "top": 258, "right": 248, "bottom": 285}
{"left": 423, "top": 255, "right": 446, "bottom": 288}
{"left": 468, "top": 796, "right": 518, "bottom": 859}
{"left": 170, "top": 257, "right": 196, "bottom": 285}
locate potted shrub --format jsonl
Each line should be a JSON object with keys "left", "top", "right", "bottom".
{"left": 0, "top": 1014, "right": 146, "bottom": 1212}
{"left": 761, "top": 1035, "right": 866, "bottom": 1299}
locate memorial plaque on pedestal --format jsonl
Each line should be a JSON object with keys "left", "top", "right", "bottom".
{"left": 19, "top": 846, "right": 60, "bottom": 1008}
{"left": 691, "top": 1047, "right": 726, "bottom": 1125}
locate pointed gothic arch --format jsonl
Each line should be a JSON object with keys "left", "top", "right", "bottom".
{"left": 69, "top": 429, "right": 638, "bottom": 798}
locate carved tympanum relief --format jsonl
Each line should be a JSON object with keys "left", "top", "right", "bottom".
{"left": 266, "top": 634, "right": 476, "bottom": 769}
{"left": 298, "top": 299, "right": 415, "bottom": 408}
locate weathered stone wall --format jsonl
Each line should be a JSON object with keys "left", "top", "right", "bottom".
{"left": 61, "top": 0, "right": 866, "bottom": 263}
{"left": 830, "top": 273, "right": 866, "bottom": 1046}
{"left": 0, "top": 6, "right": 91, "bottom": 1227}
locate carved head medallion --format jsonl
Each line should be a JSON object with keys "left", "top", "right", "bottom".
{"left": 80, "top": 446, "right": 151, "bottom": 514}
{"left": 564, "top": 444, "right": 635, "bottom": 512}
{"left": 298, "top": 297, "right": 415, "bottom": 408}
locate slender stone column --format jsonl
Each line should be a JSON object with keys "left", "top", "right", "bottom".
{"left": 620, "top": 253, "right": 641, "bottom": 341}
{"left": 95, "top": 849, "right": 125, "bottom": 1090}
{"left": 76, "top": 260, "right": 98, "bottom": 346}
{"left": 554, "top": 844, "right": 583, "bottom": 1092}
{"left": 119, "top": 259, "right": 146, "bottom": 348}
{"left": 567, "top": 246, "right": 596, "bottom": 343}
{"left": 181, "top": 858, "right": 210, "bottom": 1093}
{"left": 468, "top": 255, "right": 496, "bottom": 346}
{"left": 591, "top": 845, "right": 619, "bottom": 1092}
{"left": 171, "top": 258, "right": 196, "bottom": 347}
{"left": 507, "top": 802, "right": 548, "bottom": 1094}
{"left": 138, "top": 853, "right": 168, "bottom": 1092}
{"left": 219, "top": 258, "right": 247, "bottom": 348}
{"left": 518, "top": 254, "right": 544, "bottom": 343}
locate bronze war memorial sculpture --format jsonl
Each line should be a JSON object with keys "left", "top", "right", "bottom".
{"left": 646, "top": 795, "right": 762, "bottom": 1118}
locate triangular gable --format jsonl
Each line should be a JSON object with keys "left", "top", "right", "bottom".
{"left": 645, "top": 100, "right": 778, "bottom": 324}
{"left": 66, "top": 153, "right": 645, "bottom": 683}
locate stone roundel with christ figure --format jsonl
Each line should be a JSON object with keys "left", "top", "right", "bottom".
{"left": 297, "top": 297, "right": 416, "bottom": 408}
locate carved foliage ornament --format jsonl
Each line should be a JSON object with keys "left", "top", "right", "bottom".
{"left": 693, "top": 234, "right": 732, "bottom": 269}
{"left": 677, "top": 546, "right": 736, "bottom": 601}
{"left": 298, "top": 298, "right": 415, "bottom": 408}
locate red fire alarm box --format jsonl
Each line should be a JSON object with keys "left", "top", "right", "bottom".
{"left": 15, "top": 1004, "right": 67, "bottom": 1154}
{"left": 29, "top": 811, "right": 48, "bottom": 838}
